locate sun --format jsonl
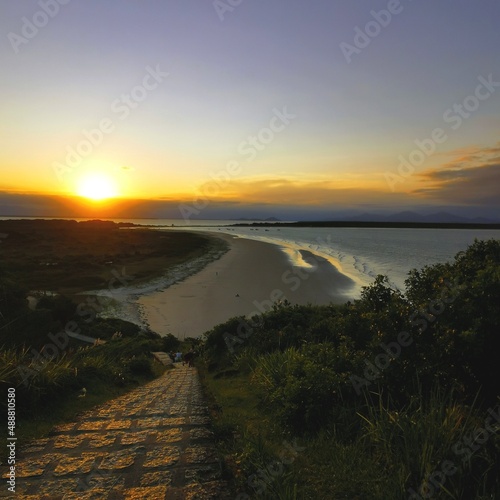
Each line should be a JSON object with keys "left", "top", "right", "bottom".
{"left": 77, "top": 173, "right": 118, "bottom": 201}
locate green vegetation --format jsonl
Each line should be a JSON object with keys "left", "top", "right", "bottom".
{"left": 0, "top": 218, "right": 220, "bottom": 293}
{"left": 200, "top": 239, "right": 500, "bottom": 499}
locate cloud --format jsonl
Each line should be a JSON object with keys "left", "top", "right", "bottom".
{"left": 414, "top": 143, "right": 500, "bottom": 207}
{"left": 197, "top": 176, "right": 411, "bottom": 207}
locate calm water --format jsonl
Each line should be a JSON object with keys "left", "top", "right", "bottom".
{"left": 2, "top": 216, "right": 498, "bottom": 296}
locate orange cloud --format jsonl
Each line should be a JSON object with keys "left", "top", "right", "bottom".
{"left": 414, "top": 142, "right": 500, "bottom": 206}
{"left": 194, "top": 176, "right": 407, "bottom": 206}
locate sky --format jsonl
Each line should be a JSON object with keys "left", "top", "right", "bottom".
{"left": 1, "top": 0, "right": 500, "bottom": 220}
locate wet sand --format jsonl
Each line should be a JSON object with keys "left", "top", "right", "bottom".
{"left": 137, "top": 233, "right": 355, "bottom": 340}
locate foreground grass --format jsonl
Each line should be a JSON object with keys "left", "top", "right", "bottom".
{"left": 199, "top": 361, "right": 303, "bottom": 499}
{"left": 292, "top": 436, "right": 385, "bottom": 499}
{"left": 199, "top": 359, "right": 380, "bottom": 499}
{"left": 200, "top": 357, "right": 500, "bottom": 500}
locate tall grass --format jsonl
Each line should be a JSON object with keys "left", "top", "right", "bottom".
{"left": 0, "top": 347, "right": 24, "bottom": 384}
{"left": 236, "top": 430, "right": 300, "bottom": 500}
{"left": 0, "top": 348, "right": 77, "bottom": 423}
{"left": 251, "top": 347, "right": 302, "bottom": 391}
{"left": 358, "top": 386, "right": 495, "bottom": 498}
{"left": 1, "top": 347, "right": 74, "bottom": 390}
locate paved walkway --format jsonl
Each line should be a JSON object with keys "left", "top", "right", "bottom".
{"left": 2, "top": 365, "right": 232, "bottom": 499}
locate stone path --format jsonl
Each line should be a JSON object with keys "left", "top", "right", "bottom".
{"left": 1, "top": 365, "right": 232, "bottom": 499}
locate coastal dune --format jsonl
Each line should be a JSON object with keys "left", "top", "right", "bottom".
{"left": 138, "top": 233, "right": 355, "bottom": 339}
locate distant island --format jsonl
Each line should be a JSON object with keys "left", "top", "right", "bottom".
{"left": 233, "top": 220, "right": 500, "bottom": 229}
{"left": 231, "top": 217, "right": 281, "bottom": 222}
{"left": 231, "top": 210, "right": 500, "bottom": 228}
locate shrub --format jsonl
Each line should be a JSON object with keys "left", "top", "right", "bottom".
{"left": 125, "top": 355, "right": 153, "bottom": 376}
{"left": 161, "top": 333, "right": 180, "bottom": 352}
{"left": 253, "top": 345, "right": 363, "bottom": 435}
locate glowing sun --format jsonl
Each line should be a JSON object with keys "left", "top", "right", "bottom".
{"left": 77, "top": 173, "right": 118, "bottom": 201}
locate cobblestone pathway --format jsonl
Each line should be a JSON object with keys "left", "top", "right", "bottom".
{"left": 2, "top": 365, "right": 232, "bottom": 499}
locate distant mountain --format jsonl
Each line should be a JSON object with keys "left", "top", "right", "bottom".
{"left": 342, "top": 211, "right": 498, "bottom": 224}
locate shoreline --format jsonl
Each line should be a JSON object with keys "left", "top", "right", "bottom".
{"left": 136, "top": 233, "right": 355, "bottom": 340}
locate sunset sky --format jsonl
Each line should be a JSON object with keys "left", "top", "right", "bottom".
{"left": 1, "top": 0, "right": 500, "bottom": 220}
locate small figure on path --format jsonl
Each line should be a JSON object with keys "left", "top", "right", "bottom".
{"left": 183, "top": 349, "right": 196, "bottom": 367}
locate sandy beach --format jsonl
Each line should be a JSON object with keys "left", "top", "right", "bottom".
{"left": 137, "top": 233, "right": 355, "bottom": 339}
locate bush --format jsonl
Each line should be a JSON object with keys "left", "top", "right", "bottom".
{"left": 83, "top": 317, "right": 142, "bottom": 340}
{"left": 253, "top": 344, "right": 363, "bottom": 435}
{"left": 125, "top": 355, "right": 153, "bottom": 376}
{"left": 37, "top": 294, "right": 76, "bottom": 323}
{"left": 161, "top": 333, "right": 180, "bottom": 353}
